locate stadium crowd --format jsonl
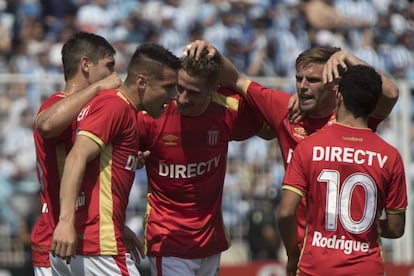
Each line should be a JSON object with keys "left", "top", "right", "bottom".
{"left": 0, "top": 0, "right": 413, "bottom": 273}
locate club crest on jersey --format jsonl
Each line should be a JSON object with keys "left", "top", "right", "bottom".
{"left": 163, "top": 134, "right": 178, "bottom": 146}
{"left": 207, "top": 129, "right": 219, "bottom": 146}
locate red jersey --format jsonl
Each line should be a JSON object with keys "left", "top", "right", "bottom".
{"left": 74, "top": 89, "right": 139, "bottom": 255}
{"left": 138, "top": 87, "right": 263, "bottom": 258}
{"left": 243, "top": 80, "right": 382, "bottom": 246}
{"left": 283, "top": 123, "right": 407, "bottom": 275}
{"left": 31, "top": 92, "right": 74, "bottom": 267}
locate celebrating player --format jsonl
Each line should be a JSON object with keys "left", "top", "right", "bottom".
{"left": 31, "top": 31, "right": 125, "bottom": 275}
{"left": 50, "top": 43, "right": 180, "bottom": 275}
{"left": 278, "top": 65, "right": 406, "bottom": 275}
{"left": 138, "top": 48, "right": 266, "bottom": 275}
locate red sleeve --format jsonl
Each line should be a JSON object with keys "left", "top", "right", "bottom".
{"left": 77, "top": 92, "right": 130, "bottom": 145}
{"left": 37, "top": 93, "right": 66, "bottom": 113}
{"left": 245, "top": 81, "right": 291, "bottom": 131}
{"left": 385, "top": 152, "right": 407, "bottom": 212}
{"left": 36, "top": 93, "right": 73, "bottom": 144}
{"left": 228, "top": 92, "right": 264, "bottom": 141}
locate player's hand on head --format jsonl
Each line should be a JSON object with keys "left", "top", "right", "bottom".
{"left": 122, "top": 225, "right": 145, "bottom": 265}
{"left": 322, "top": 50, "right": 348, "bottom": 84}
{"left": 51, "top": 221, "right": 77, "bottom": 264}
{"left": 96, "top": 72, "right": 123, "bottom": 91}
{"left": 184, "top": 40, "right": 217, "bottom": 60}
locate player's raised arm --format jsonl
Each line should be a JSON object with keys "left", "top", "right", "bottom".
{"left": 186, "top": 40, "right": 246, "bottom": 93}
{"left": 322, "top": 50, "right": 398, "bottom": 119}
{"left": 36, "top": 73, "right": 122, "bottom": 138}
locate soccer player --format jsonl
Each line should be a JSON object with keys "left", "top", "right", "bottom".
{"left": 138, "top": 48, "right": 265, "bottom": 275}
{"left": 187, "top": 41, "right": 399, "bottom": 249}
{"left": 50, "top": 43, "right": 181, "bottom": 275}
{"left": 278, "top": 64, "right": 406, "bottom": 275}
{"left": 31, "top": 31, "right": 126, "bottom": 275}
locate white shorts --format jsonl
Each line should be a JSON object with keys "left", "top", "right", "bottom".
{"left": 49, "top": 253, "right": 140, "bottom": 276}
{"left": 149, "top": 254, "right": 220, "bottom": 276}
{"left": 34, "top": 266, "right": 52, "bottom": 276}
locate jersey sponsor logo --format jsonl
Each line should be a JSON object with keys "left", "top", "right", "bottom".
{"left": 158, "top": 154, "right": 221, "bottom": 178}
{"left": 287, "top": 148, "right": 294, "bottom": 164}
{"left": 312, "top": 146, "right": 388, "bottom": 168}
{"left": 77, "top": 105, "right": 90, "bottom": 121}
{"left": 75, "top": 192, "right": 86, "bottom": 211}
{"left": 342, "top": 136, "right": 363, "bottom": 142}
{"left": 42, "top": 203, "right": 48, "bottom": 213}
{"left": 162, "top": 134, "right": 178, "bottom": 146}
{"left": 311, "top": 231, "right": 370, "bottom": 255}
{"left": 125, "top": 154, "right": 140, "bottom": 171}
{"left": 207, "top": 130, "right": 219, "bottom": 146}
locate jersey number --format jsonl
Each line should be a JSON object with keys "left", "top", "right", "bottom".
{"left": 318, "top": 170, "right": 377, "bottom": 234}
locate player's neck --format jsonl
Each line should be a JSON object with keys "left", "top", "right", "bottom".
{"left": 119, "top": 84, "right": 140, "bottom": 110}
{"left": 307, "top": 109, "right": 334, "bottom": 119}
{"left": 64, "top": 79, "right": 89, "bottom": 95}
{"left": 336, "top": 114, "right": 369, "bottom": 129}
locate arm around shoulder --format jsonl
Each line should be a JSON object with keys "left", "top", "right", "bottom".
{"left": 37, "top": 73, "right": 121, "bottom": 138}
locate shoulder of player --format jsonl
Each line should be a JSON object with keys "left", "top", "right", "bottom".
{"left": 38, "top": 92, "right": 66, "bottom": 111}
{"left": 90, "top": 89, "right": 132, "bottom": 105}
{"left": 292, "top": 127, "right": 332, "bottom": 154}
{"left": 211, "top": 87, "right": 246, "bottom": 112}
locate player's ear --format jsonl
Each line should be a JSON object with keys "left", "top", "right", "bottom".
{"left": 335, "top": 89, "right": 343, "bottom": 109}
{"left": 332, "top": 82, "right": 339, "bottom": 93}
{"left": 80, "top": 56, "right": 91, "bottom": 72}
{"left": 136, "top": 74, "right": 147, "bottom": 91}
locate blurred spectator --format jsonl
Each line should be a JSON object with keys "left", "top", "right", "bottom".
{"left": 223, "top": 158, "right": 251, "bottom": 233}
{"left": 0, "top": 103, "right": 37, "bottom": 233}
{"left": 384, "top": 30, "right": 414, "bottom": 79}
{"left": 40, "top": 0, "right": 77, "bottom": 40}
{"left": 353, "top": 27, "right": 387, "bottom": 73}
{"left": 158, "top": 3, "right": 187, "bottom": 56}
{"left": 243, "top": 136, "right": 269, "bottom": 167}
{"left": 245, "top": 6, "right": 275, "bottom": 76}
{"left": 247, "top": 185, "right": 281, "bottom": 260}
{"left": 0, "top": 3, "right": 13, "bottom": 73}
{"left": 75, "top": 0, "right": 115, "bottom": 38}
{"left": 203, "top": 5, "right": 244, "bottom": 54}
{"left": 300, "top": 0, "right": 370, "bottom": 32}
{"left": 109, "top": 26, "right": 131, "bottom": 73}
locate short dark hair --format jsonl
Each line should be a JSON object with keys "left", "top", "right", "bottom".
{"left": 296, "top": 46, "right": 341, "bottom": 70}
{"left": 125, "top": 43, "right": 181, "bottom": 84}
{"left": 61, "top": 32, "right": 116, "bottom": 81}
{"left": 338, "top": 65, "right": 382, "bottom": 118}
{"left": 180, "top": 48, "right": 222, "bottom": 85}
